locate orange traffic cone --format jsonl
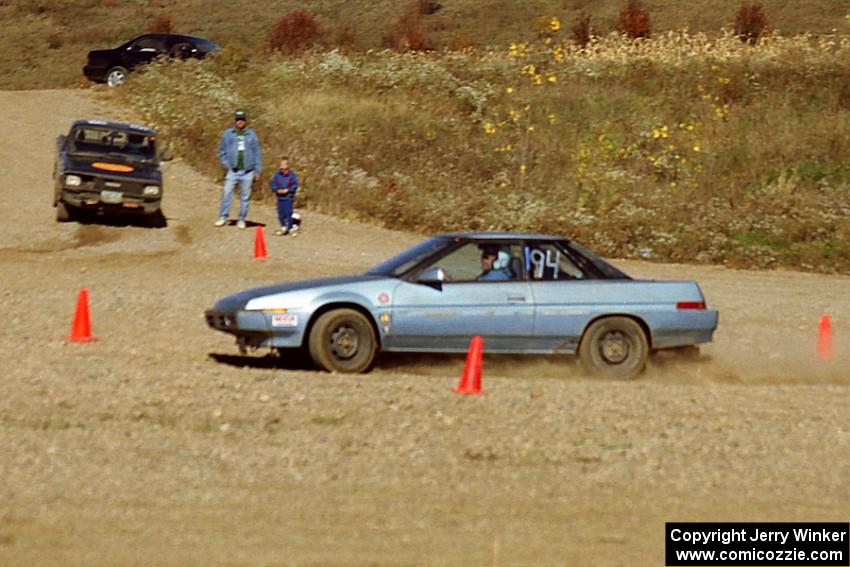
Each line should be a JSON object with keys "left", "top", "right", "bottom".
{"left": 454, "top": 335, "right": 483, "bottom": 394}
{"left": 67, "top": 288, "right": 97, "bottom": 343}
{"left": 253, "top": 226, "right": 268, "bottom": 260}
{"left": 818, "top": 314, "right": 832, "bottom": 359}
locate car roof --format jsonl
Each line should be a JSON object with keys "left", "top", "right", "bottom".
{"left": 134, "top": 33, "right": 218, "bottom": 45}
{"left": 437, "top": 231, "right": 566, "bottom": 241}
{"left": 71, "top": 119, "right": 156, "bottom": 135}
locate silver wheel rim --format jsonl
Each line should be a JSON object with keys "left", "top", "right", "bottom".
{"left": 107, "top": 70, "right": 126, "bottom": 87}
{"left": 599, "top": 331, "right": 630, "bottom": 364}
{"left": 330, "top": 326, "right": 359, "bottom": 360}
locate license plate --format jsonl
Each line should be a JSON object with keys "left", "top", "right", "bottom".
{"left": 100, "top": 190, "right": 123, "bottom": 204}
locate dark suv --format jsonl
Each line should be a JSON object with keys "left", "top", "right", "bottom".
{"left": 53, "top": 119, "right": 172, "bottom": 225}
{"left": 83, "top": 33, "right": 219, "bottom": 86}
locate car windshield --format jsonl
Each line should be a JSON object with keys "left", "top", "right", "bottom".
{"left": 567, "top": 240, "right": 631, "bottom": 279}
{"left": 69, "top": 126, "right": 156, "bottom": 161}
{"left": 366, "top": 236, "right": 452, "bottom": 277}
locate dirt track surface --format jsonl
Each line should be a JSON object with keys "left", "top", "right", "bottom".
{"left": 1, "top": 90, "right": 849, "bottom": 566}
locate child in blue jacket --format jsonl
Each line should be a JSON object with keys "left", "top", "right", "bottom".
{"left": 269, "top": 157, "right": 299, "bottom": 235}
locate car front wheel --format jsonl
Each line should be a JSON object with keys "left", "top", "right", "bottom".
{"left": 308, "top": 309, "right": 377, "bottom": 373}
{"left": 578, "top": 316, "right": 649, "bottom": 379}
{"left": 56, "top": 201, "right": 73, "bottom": 222}
{"left": 106, "top": 66, "right": 128, "bottom": 87}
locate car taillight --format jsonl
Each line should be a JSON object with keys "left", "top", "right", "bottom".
{"left": 676, "top": 301, "right": 706, "bottom": 310}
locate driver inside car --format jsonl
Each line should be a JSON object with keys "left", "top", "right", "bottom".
{"left": 478, "top": 246, "right": 514, "bottom": 281}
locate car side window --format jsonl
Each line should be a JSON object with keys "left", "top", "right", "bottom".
{"left": 424, "top": 242, "right": 522, "bottom": 282}
{"left": 526, "top": 243, "right": 585, "bottom": 281}
{"left": 167, "top": 40, "right": 195, "bottom": 58}
{"left": 132, "top": 37, "right": 165, "bottom": 53}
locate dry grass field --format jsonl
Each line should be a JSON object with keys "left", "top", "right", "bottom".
{"left": 0, "top": 88, "right": 849, "bottom": 566}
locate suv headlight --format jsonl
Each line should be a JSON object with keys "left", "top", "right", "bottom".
{"left": 143, "top": 185, "right": 160, "bottom": 196}
{"left": 65, "top": 175, "right": 82, "bottom": 187}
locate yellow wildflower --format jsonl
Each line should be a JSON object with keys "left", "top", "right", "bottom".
{"left": 547, "top": 74, "right": 557, "bottom": 83}
{"left": 506, "top": 87, "right": 514, "bottom": 94}
{"left": 549, "top": 17, "right": 561, "bottom": 32}
{"left": 483, "top": 122, "right": 496, "bottom": 134}
{"left": 553, "top": 46, "right": 565, "bottom": 63}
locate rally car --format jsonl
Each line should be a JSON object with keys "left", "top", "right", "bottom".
{"left": 205, "top": 232, "right": 719, "bottom": 379}
{"left": 53, "top": 119, "right": 172, "bottom": 224}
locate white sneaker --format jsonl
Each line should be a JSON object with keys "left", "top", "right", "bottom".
{"left": 237, "top": 220, "right": 246, "bottom": 230}
{"left": 214, "top": 218, "right": 227, "bottom": 227}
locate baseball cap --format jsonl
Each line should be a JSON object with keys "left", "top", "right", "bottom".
{"left": 234, "top": 110, "right": 247, "bottom": 121}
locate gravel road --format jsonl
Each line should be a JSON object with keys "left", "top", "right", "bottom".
{"left": 0, "top": 90, "right": 848, "bottom": 566}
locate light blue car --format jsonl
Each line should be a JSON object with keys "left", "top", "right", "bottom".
{"left": 205, "top": 232, "right": 718, "bottom": 378}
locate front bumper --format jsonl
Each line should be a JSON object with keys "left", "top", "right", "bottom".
{"left": 205, "top": 309, "right": 306, "bottom": 348}
{"left": 61, "top": 189, "right": 161, "bottom": 215}
{"left": 83, "top": 64, "right": 107, "bottom": 83}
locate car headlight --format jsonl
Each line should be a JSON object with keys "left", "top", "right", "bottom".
{"left": 143, "top": 185, "right": 160, "bottom": 196}
{"left": 65, "top": 175, "right": 82, "bottom": 187}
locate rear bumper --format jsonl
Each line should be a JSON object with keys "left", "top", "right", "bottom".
{"left": 647, "top": 310, "right": 719, "bottom": 349}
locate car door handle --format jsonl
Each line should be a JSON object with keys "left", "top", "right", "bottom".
{"left": 507, "top": 295, "right": 527, "bottom": 302}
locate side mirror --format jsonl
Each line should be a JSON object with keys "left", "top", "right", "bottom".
{"left": 159, "top": 148, "right": 174, "bottom": 162}
{"left": 418, "top": 266, "right": 447, "bottom": 283}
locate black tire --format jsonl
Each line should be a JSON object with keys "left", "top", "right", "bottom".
{"left": 308, "top": 309, "right": 377, "bottom": 373}
{"left": 106, "top": 66, "right": 128, "bottom": 87}
{"left": 578, "top": 316, "right": 649, "bottom": 379}
{"left": 56, "top": 201, "right": 73, "bottom": 223}
{"left": 141, "top": 209, "right": 167, "bottom": 228}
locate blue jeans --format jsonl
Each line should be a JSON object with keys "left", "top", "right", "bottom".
{"left": 218, "top": 169, "right": 254, "bottom": 221}
{"left": 276, "top": 197, "right": 294, "bottom": 229}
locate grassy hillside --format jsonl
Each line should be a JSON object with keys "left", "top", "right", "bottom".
{"left": 4, "top": 1, "right": 849, "bottom": 272}
{"left": 1, "top": 0, "right": 849, "bottom": 87}
{"left": 115, "top": 28, "right": 850, "bottom": 272}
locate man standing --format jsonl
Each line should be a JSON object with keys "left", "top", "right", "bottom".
{"left": 269, "top": 156, "right": 299, "bottom": 236}
{"left": 215, "top": 110, "right": 262, "bottom": 229}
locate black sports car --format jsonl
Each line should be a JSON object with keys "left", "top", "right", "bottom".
{"left": 83, "top": 33, "right": 219, "bottom": 86}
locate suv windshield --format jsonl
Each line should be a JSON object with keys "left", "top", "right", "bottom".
{"left": 366, "top": 236, "right": 452, "bottom": 277}
{"left": 69, "top": 126, "right": 156, "bottom": 161}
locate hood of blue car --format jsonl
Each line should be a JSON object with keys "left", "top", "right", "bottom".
{"left": 211, "top": 275, "right": 388, "bottom": 311}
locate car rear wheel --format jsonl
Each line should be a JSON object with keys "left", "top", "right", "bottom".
{"left": 578, "top": 316, "right": 648, "bottom": 379}
{"left": 56, "top": 201, "right": 73, "bottom": 222}
{"left": 308, "top": 309, "right": 377, "bottom": 373}
{"left": 106, "top": 66, "right": 128, "bottom": 87}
